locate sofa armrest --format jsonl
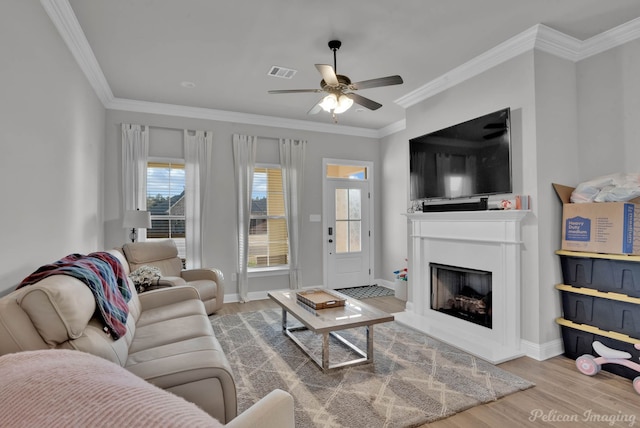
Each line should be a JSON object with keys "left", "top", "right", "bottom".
{"left": 137, "top": 285, "right": 200, "bottom": 311}
{"left": 182, "top": 268, "right": 224, "bottom": 294}
{"left": 156, "top": 276, "right": 187, "bottom": 287}
{"left": 181, "top": 268, "right": 224, "bottom": 283}
{"left": 225, "top": 389, "right": 294, "bottom": 428}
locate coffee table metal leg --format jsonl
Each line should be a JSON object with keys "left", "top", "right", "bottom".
{"left": 281, "top": 309, "right": 287, "bottom": 331}
{"left": 322, "top": 332, "right": 330, "bottom": 369}
{"left": 367, "top": 325, "right": 373, "bottom": 358}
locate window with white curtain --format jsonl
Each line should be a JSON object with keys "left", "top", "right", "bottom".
{"left": 146, "top": 160, "right": 186, "bottom": 258}
{"left": 249, "top": 165, "right": 288, "bottom": 269}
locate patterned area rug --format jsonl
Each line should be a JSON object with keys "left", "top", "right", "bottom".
{"left": 335, "top": 285, "right": 395, "bottom": 299}
{"left": 210, "top": 309, "right": 534, "bottom": 428}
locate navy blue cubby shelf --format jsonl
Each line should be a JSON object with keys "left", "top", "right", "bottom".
{"left": 556, "top": 317, "right": 640, "bottom": 380}
{"left": 556, "top": 284, "right": 640, "bottom": 338}
{"left": 556, "top": 250, "right": 640, "bottom": 380}
{"left": 558, "top": 250, "right": 640, "bottom": 297}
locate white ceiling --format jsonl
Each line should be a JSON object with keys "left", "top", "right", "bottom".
{"left": 55, "top": 0, "right": 640, "bottom": 133}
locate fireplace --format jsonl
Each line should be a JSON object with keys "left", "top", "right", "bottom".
{"left": 395, "top": 210, "right": 528, "bottom": 363}
{"left": 430, "top": 263, "right": 492, "bottom": 329}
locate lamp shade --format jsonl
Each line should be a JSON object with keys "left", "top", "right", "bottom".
{"left": 123, "top": 210, "right": 152, "bottom": 228}
{"left": 333, "top": 94, "right": 354, "bottom": 114}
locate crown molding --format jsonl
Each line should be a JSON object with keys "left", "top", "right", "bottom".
{"left": 42, "top": 0, "right": 640, "bottom": 138}
{"left": 378, "top": 119, "right": 406, "bottom": 138}
{"left": 533, "top": 24, "right": 583, "bottom": 61}
{"left": 395, "top": 24, "right": 584, "bottom": 109}
{"left": 41, "top": 0, "right": 113, "bottom": 105}
{"left": 107, "top": 98, "right": 380, "bottom": 138}
{"left": 579, "top": 16, "right": 640, "bottom": 60}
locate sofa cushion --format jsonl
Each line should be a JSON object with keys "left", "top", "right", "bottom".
{"left": 123, "top": 241, "right": 184, "bottom": 277}
{"left": 17, "top": 276, "right": 95, "bottom": 346}
{"left": 124, "top": 240, "right": 178, "bottom": 263}
{"left": 129, "top": 314, "right": 214, "bottom": 354}
{"left": 136, "top": 299, "right": 206, "bottom": 327}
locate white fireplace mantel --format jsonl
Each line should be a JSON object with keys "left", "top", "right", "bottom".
{"left": 395, "top": 210, "right": 528, "bottom": 364}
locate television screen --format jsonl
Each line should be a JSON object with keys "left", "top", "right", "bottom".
{"left": 409, "top": 108, "right": 512, "bottom": 201}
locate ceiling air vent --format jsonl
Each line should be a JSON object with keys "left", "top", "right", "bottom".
{"left": 268, "top": 66, "right": 297, "bottom": 79}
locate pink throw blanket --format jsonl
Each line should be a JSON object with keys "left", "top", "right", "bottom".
{"left": 0, "top": 349, "right": 223, "bottom": 427}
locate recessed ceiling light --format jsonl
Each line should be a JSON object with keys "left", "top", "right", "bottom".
{"left": 180, "top": 81, "right": 196, "bottom": 88}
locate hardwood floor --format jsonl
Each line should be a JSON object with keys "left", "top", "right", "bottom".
{"left": 218, "top": 296, "right": 640, "bottom": 427}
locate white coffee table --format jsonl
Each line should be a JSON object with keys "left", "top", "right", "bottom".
{"left": 268, "top": 289, "right": 394, "bottom": 371}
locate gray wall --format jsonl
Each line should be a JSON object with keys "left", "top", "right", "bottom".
{"left": 576, "top": 39, "right": 640, "bottom": 178}
{"left": 0, "top": 0, "right": 106, "bottom": 294}
{"left": 104, "top": 110, "right": 380, "bottom": 298}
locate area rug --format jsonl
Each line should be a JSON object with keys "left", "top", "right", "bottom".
{"left": 210, "top": 309, "right": 534, "bottom": 428}
{"left": 335, "top": 285, "right": 395, "bottom": 299}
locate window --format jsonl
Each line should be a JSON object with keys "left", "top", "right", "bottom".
{"left": 146, "top": 161, "right": 186, "bottom": 258}
{"left": 249, "top": 166, "right": 288, "bottom": 269}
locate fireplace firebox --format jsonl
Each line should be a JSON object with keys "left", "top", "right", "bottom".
{"left": 430, "top": 263, "right": 492, "bottom": 328}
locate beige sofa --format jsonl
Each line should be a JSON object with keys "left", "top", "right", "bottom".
{"left": 121, "top": 240, "right": 224, "bottom": 315}
{"left": 0, "top": 249, "right": 293, "bottom": 427}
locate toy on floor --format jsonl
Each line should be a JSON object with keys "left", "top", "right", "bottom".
{"left": 576, "top": 341, "right": 640, "bottom": 394}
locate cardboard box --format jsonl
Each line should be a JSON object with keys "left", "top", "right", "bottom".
{"left": 553, "top": 183, "right": 640, "bottom": 255}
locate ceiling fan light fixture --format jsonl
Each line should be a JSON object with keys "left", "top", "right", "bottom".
{"left": 319, "top": 93, "right": 338, "bottom": 112}
{"left": 333, "top": 94, "right": 353, "bottom": 114}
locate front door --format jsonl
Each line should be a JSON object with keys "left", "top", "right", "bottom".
{"left": 324, "top": 160, "right": 372, "bottom": 289}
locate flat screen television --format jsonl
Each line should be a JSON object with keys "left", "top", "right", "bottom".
{"left": 409, "top": 108, "right": 512, "bottom": 201}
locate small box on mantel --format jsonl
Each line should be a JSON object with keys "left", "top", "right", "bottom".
{"left": 553, "top": 183, "right": 640, "bottom": 255}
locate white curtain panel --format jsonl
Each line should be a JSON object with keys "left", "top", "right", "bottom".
{"left": 232, "top": 134, "right": 257, "bottom": 302}
{"left": 280, "top": 138, "right": 307, "bottom": 290}
{"left": 184, "top": 130, "right": 214, "bottom": 269}
{"left": 121, "top": 124, "right": 149, "bottom": 240}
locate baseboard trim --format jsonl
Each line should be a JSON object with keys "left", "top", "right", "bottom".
{"left": 521, "top": 338, "right": 564, "bottom": 361}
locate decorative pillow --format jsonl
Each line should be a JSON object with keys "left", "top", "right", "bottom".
{"left": 129, "top": 266, "right": 162, "bottom": 293}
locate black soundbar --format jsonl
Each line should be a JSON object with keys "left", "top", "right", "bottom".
{"left": 422, "top": 197, "right": 488, "bottom": 213}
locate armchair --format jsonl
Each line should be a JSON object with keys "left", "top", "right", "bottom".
{"left": 121, "top": 240, "right": 224, "bottom": 314}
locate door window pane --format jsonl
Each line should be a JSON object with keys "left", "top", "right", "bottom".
{"left": 326, "top": 164, "right": 367, "bottom": 179}
{"left": 349, "top": 221, "right": 361, "bottom": 252}
{"left": 335, "top": 220, "right": 348, "bottom": 253}
{"left": 334, "top": 188, "right": 362, "bottom": 254}
{"left": 349, "top": 189, "right": 361, "bottom": 219}
{"left": 335, "top": 188, "right": 348, "bottom": 220}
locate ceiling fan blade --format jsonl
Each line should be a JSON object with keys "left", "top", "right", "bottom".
{"left": 315, "top": 64, "right": 339, "bottom": 86}
{"left": 346, "top": 93, "right": 382, "bottom": 111}
{"left": 268, "top": 89, "right": 322, "bottom": 94}
{"left": 307, "top": 100, "right": 323, "bottom": 115}
{"left": 350, "top": 75, "right": 403, "bottom": 90}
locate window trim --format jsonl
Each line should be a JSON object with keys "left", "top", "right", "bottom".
{"left": 146, "top": 157, "right": 187, "bottom": 257}
{"left": 248, "top": 163, "right": 289, "bottom": 272}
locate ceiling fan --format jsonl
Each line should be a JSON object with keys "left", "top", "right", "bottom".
{"left": 268, "top": 40, "right": 403, "bottom": 121}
